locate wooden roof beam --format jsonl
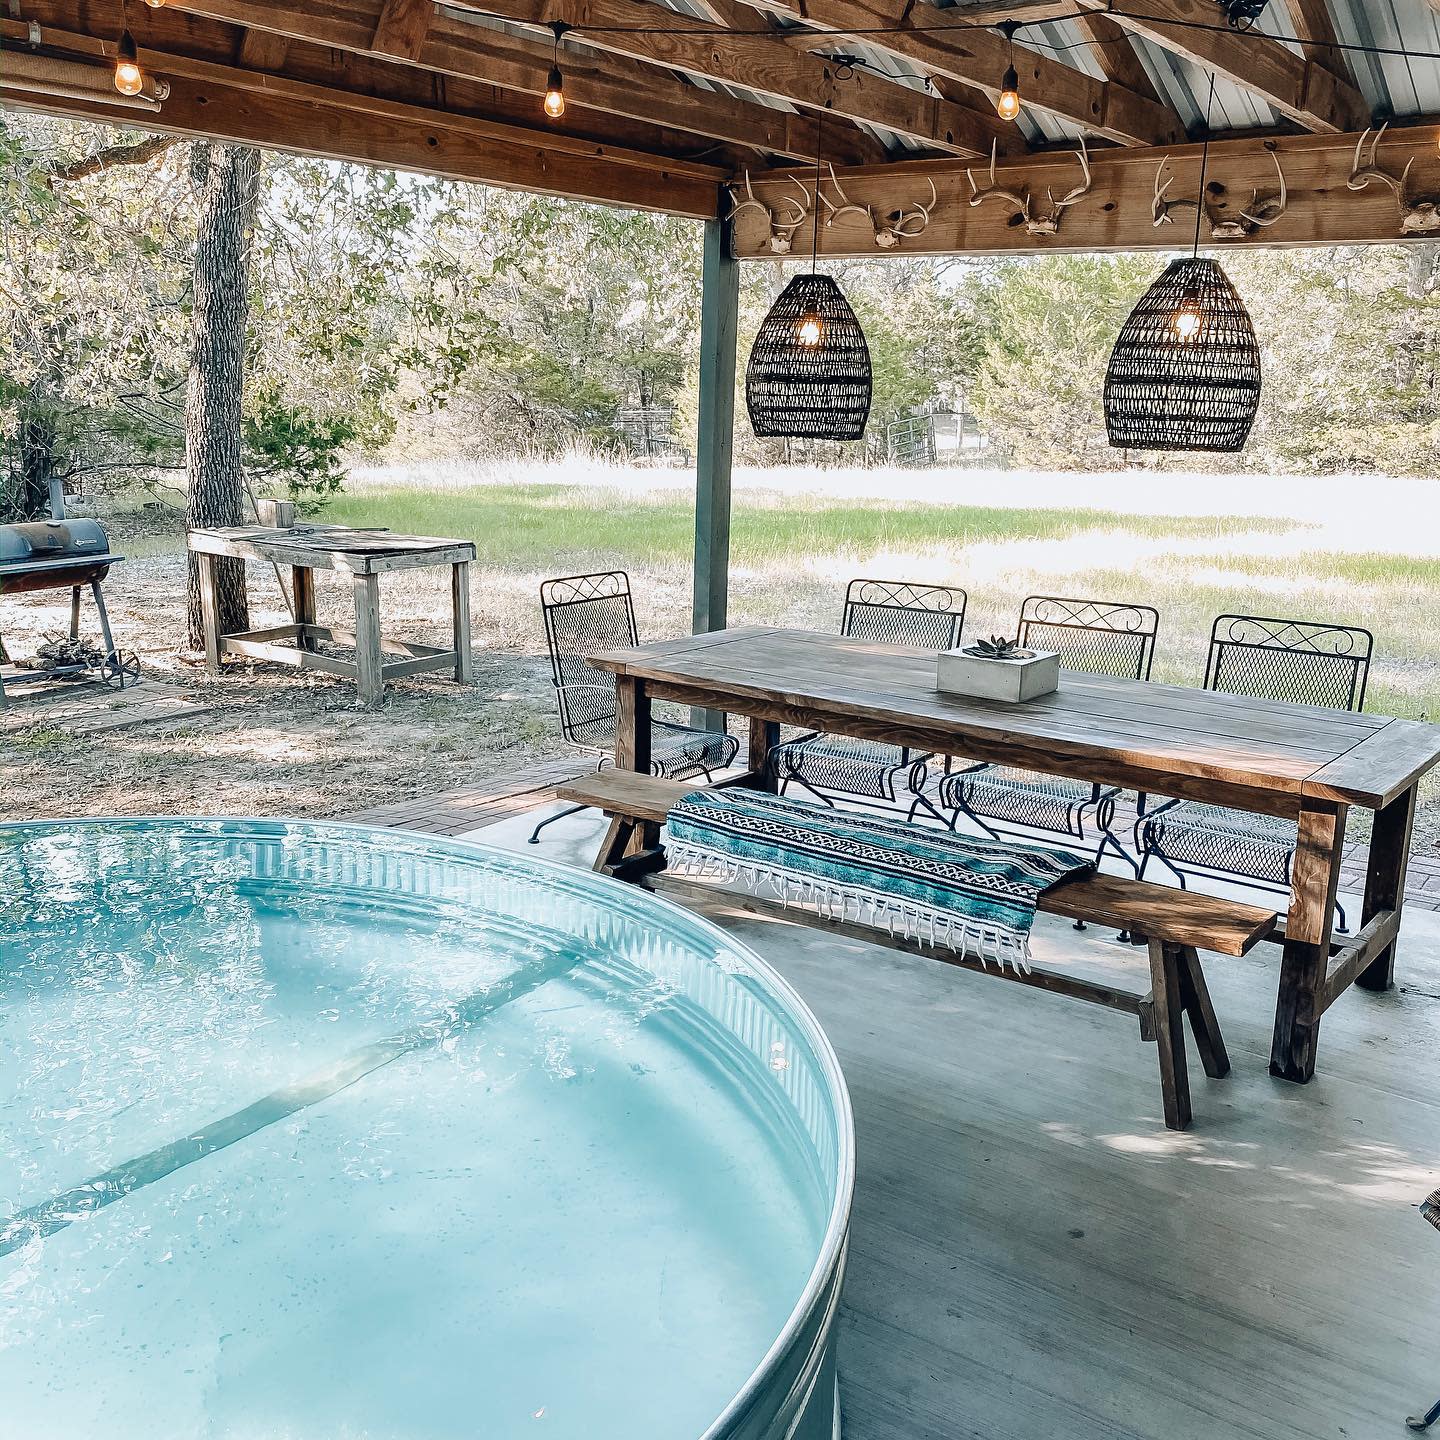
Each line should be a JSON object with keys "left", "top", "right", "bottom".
{"left": 455, "top": 0, "right": 1001, "bottom": 155}
{"left": 1, "top": 69, "right": 722, "bottom": 215}
{"left": 728, "top": 124, "right": 1440, "bottom": 257}
{"left": 729, "top": 0, "right": 1185, "bottom": 146}
{"left": 167, "top": 0, "right": 874, "bottom": 162}
{"left": 1077, "top": 0, "right": 1369, "bottom": 134}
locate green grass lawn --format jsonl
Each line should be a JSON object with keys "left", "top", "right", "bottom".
{"left": 327, "top": 482, "right": 1297, "bottom": 572}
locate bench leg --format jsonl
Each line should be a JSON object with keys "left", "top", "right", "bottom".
{"left": 1177, "top": 945, "right": 1230, "bottom": 1080}
{"left": 1148, "top": 939, "right": 1192, "bottom": 1131}
{"left": 594, "top": 816, "right": 636, "bottom": 873}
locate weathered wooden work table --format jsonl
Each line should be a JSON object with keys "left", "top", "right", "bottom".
{"left": 589, "top": 626, "right": 1440, "bottom": 1084}
{"left": 187, "top": 524, "right": 475, "bottom": 709}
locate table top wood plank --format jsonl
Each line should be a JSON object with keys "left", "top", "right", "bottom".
{"left": 187, "top": 525, "right": 477, "bottom": 574}
{"left": 589, "top": 628, "right": 1440, "bottom": 811}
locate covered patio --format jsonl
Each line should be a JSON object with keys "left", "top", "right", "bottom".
{"left": 5, "top": 1, "right": 1440, "bottom": 1437}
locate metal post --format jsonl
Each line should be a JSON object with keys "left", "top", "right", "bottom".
{"left": 692, "top": 213, "right": 738, "bottom": 732}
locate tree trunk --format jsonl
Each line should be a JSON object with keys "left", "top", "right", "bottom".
{"left": 185, "top": 142, "right": 261, "bottom": 649}
{"left": 3, "top": 392, "right": 59, "bottom": 523}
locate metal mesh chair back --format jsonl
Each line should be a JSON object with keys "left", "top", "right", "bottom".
{"left": 540, "top": 571, "right": 638, "bottom": 749}
{"left": 842, "top": 578, "right": 967, "bottom": 651}
{"left": 1017, "top": 596, "right": 1159, "bottom": 680}
{"left": 1205, "top": 614, "right": 1372, "bottom": 712}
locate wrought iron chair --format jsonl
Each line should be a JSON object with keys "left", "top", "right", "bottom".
{"left": 773, "top": 578, "right": 967, "bottom": 809}
{"left": 528, "top": 571, "right": 739, "bottom": 844}
{"left": 1136, "top": 614, "right": 1374, "bottom": 928}
{"left": 912, "top": 595, "right": 1159, "bottom": 873}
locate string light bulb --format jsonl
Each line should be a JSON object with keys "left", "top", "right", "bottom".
{"left": 543, "top": 21, "right": 569, "bottom": 119}
{"left": 114, "top": 27, "right": 144, "bottom": 96}
{"left": 142, "top": 0, "right": 166, "bottom": 8}
{"left": 996, "top": 21, "right": 1021, "bottom": 122}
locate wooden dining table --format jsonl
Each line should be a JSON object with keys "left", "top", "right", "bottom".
{"left": 588, "top": 626, "right": 1440, "bottom": 1084}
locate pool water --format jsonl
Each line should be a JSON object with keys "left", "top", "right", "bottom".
{"left": 0, "top": 820, "right": 850, "bottom": 1440}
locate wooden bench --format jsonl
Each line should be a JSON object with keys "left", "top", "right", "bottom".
{"left": 556, "top": 772, "right": 1279, "bottom": 1130}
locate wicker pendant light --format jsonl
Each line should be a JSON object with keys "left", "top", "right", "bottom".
{"left": 745, "top": 104, "right": 872, "bottom": 441}
{"left": 1104, "top": 77, "right": 1261, "bottom": 453}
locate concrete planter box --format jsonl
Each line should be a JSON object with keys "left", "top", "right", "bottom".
{"left": 937, "top": 647, "right": 1059, "bottom": 703}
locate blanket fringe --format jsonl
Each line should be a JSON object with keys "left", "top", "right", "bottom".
{"left": 668, "top": 845, "right": 1033, "bottom": 974}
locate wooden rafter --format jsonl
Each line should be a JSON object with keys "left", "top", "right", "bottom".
{"left": 450, "top": 0, "right": 999, "bottom": 155}
{"left": 728, "top": 0, "right": 1184, "bottom": 146}
{"left": 371, "top": 0, "right": 436, "bottom": 62}
{"left": 1077, "top": 0, "right": 1369, "bottom": 134}
{"left": 0, "top": 12, "right": 758, "bottom": 175}
{"left": 130, "top": 0, "right": 876, "bottom": 162}
{"left": 1071, "top": 13, "right": 1162, "bottom": 102}
{"left": 729, "top": 124, "right": 1440, "bottom": 257}
{"left": 1281, "top": 0, "right": 1356, "bottom": 84}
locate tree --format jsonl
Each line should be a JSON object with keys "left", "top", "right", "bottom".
{"left": 185, "top": 142, "right": 261, "bottom": 647}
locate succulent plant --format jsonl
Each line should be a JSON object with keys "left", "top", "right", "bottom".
{"left": 969, "top": 635, "right": 1029, "bottom": 660}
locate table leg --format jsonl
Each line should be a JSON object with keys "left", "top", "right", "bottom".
{"left": 292, "top": 566, "right": 316, "bottom": 652}
{"left": 615, "top": 677, "right": 656, "bottom": 852}
{"left": 1357, "top": 782, "right": 1416, "bottom": 991}
{"left": 197, "top": 553, "right": 222, "bottom": 675}
{"left": 352, "top": 572, "right": 384, "bottom": 710}
{"left": 1270, "top": 798, "right": 1347, "bottom": 1083}
{"left": 748, "top": 716, "right": 780, "bottom": 792}
{"left": 615, "top": 677, "right": 652, "bottom": 774}
{"left": 451, "top": 561, "right": 474, "bottom": 685}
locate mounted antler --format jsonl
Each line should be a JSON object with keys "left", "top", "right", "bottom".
{"left": 1234, "top": 143, "right": 1288, "bottom": 232}
{"left": 967, "top": 140, "right": 1032, "bottom": 226}
{"left": 1348, "top": 124, "right": 1440, "bottom": 234}
{"left": 727, "top": 170, "right": 811, "bottom": 254}
{"left": 1025, "top": 138, "right": 1091, "bottom": 238}
{"left": 1151, "top": 144, "right": 1288, "bottom": 239}
{"left": 820, "top": 164, "right": 937, "bottom": 249}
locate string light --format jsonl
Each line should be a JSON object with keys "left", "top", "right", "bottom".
{"left": 142, "top": 0, "right": 166, "bottom": 8}
{"left": 543, "top": 21, "right": 568, "bottom": 119}
{"left": 114, "top": 26, "right": 144, "bottom": 96}
{"left": 996, "top": 20, "right": 1021, "bottom": 122}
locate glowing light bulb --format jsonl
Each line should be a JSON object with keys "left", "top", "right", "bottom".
{"left": 114, "top": 30, "right": 144, "bottom": 96}
{"left": 543, "top": 66, "right": 565, "bottom": 118}
{"left": 996, "top": 63, "right": 1020, "bottom": 121}
{"left": 1173, "top": 303, "right": 1203, "bottom": 340}
{"left": 143, "top": 0, "right": 166, "bottom": 8}
{"left": 797, "top": 315, "right": 822, "bottom": 346}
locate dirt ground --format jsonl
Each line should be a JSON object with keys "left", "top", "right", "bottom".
{"left": 0, "top": 512, "right": 563, "bottom": 822}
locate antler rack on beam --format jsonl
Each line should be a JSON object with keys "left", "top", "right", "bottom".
{"left": 727, "top": 126, "right": 1440, "bottom": 259}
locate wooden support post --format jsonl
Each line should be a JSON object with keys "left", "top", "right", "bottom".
{"left": 691, "top": 213, "right": 737, "bottom": 733}
{"left": 1358, "top": 782, "right": 1416, "bottom": 991}
{"left": 291, "top": 566, "right": 316, "bottom": 651}
{"left": 197, "top": 552, "right": 222, "bottom": 675}
{"left": 451, "top": 560, "right": 474, "bottom": 684}
{"left": 1270, "top": 798, "right": 1347, "bottom": 1082}
{"left": 748, "top": 716, "right": 780, "bottom": 792}
{"left": 352, "top": 571, "right": 384, "bottom": 709}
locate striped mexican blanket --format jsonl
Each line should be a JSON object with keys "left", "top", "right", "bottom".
{"left": 666, "top": 787, "right": 1092, "bottom": 973}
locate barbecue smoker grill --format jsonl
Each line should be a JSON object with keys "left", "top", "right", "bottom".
{"left": 0, "top": 520, "right": 133, "bottom": 708}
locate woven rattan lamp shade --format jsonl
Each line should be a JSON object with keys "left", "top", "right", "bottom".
{"left": 746, "top": 273, "right": 872, "bottom": 441}
{"left": 1104, "top": 257, "right": 1261, "bottom": 453}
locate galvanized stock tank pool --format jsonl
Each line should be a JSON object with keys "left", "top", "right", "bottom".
{"left": 0, "top": 819, "right": 853, "bottom": 1440}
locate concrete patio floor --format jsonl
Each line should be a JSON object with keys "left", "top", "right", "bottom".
{"left": 475, "top": 800, "right": 1440, "bottom": 1440}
